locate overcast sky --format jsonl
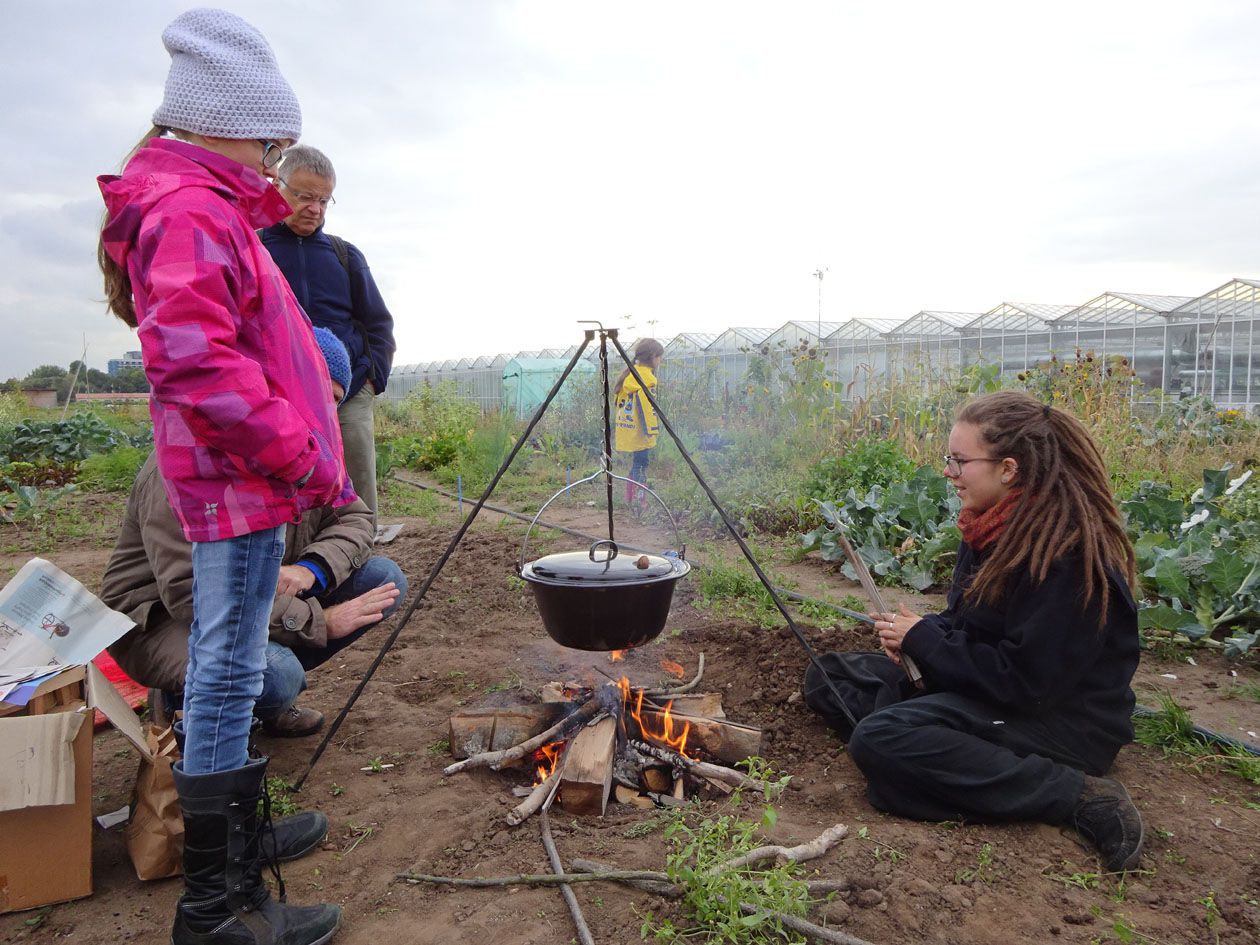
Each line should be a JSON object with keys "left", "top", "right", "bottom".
{"left": 1, "top": 0, "right": 1257, "bottom": 379}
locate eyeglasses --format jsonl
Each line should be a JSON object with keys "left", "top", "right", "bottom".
{"left": 258, "top": 140, "right": 285, "bottom": 169}
{"left": 943, "top": 454, "right": 999, "bottom": 476}
{"left": 278, "top": 179, "right": 336, "bottom": 208}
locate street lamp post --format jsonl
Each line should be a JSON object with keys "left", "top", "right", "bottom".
{"left": 812, "top": 267, "right": 828, "bottom": 344}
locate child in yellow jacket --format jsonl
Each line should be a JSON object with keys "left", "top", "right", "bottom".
{"left": 613, "top": 338, "right": 665, "bottom": 504}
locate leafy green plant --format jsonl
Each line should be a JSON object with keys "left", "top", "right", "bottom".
{"left": 77, "top": 446, "right": 150, "bottom": 492}
{"left": 4, "top": 413, "right": 122, "bottom": 464}
{"left": 259, "top": 776, "right": 300, "bottom": 818}
{"left": 1124, "top": 466, "right": 1260, "bottom": 654}
{"left": 643, "top": 765, "right": 810, "bottom": 945}
{"left": 802, "top": 435, "right": 915, "bottom": 502}
{"left": 801, "top": 466, "right": 961, "bottom": 591}
{"left": 0, "top": 479, "right": 77, "bottom": 523}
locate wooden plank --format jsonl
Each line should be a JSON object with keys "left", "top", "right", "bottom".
{"left": 558, "top": 717, "right": 617, "bottom": 816}
{"left": 448, "top": 703, "right": 568, "bottom": 760}
{"left": 634, "top": 710, "right": 762, "bottom": 765}
{"left": 660, "top": 693, "right": 724, "bottom": 719}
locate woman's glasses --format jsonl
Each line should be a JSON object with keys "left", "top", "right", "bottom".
{"left": 943, "top": 454, "right": 999, "bottom": 476}
{"left": 258, "top": 140, "right": 285, "bottom": 169}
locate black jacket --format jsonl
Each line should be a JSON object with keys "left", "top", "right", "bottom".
{"left": 901, "top": 542, "right": 1140, "bottom": 757}
{"left": 259, "top": 223, "right": 395, "bottom": 399}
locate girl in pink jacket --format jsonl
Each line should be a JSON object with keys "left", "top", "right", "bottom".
{"left": 97, "top": 10, "right": 345, "bottom": 945}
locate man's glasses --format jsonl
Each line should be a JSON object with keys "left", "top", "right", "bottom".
{"left": 258, "top": 140, "right": 285, "bottom": 169}
{"left": 278, "top": 178, "right": 336, "bottom": 208}
{"left": 943, "top": 454, "right": 999, "bottom": 476}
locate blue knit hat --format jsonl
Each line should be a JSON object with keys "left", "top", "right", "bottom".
{"left": 313, "top": 327, "right": 351, "bottom": 402}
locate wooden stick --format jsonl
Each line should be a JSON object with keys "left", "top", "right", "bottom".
{"left": 628, "top": 739, "right": 756, "bottom": 790}
{"left": 397, "top": 869, "right": 671, "bottom": 888}
{"left": 540, "top": 808, "right": 595, "bottom": 945}
{"left": 643, "top": 652, "right": 704, "bottom": 696}
{"left": 506, "top": 768, "right": 562, "bottom": 826}
{"left": 443, "top": 699, "right": 604, "bottom": 775}
{"left": 737, "top": 902, "right": 878, "bottom": 945}
{"left": 720, "top": 823, "right": 848, "bottom": 872}
{"left": 832, "top": 527, "right": 923, "bottom": 689}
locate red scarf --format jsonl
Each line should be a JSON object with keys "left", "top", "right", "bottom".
{"left": 957, "top": 489, "right": 1022, "bottom": 551}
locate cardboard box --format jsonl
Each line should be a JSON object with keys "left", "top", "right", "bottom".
{"left": 0, "top": 663, "right": 150, "bottom": 914}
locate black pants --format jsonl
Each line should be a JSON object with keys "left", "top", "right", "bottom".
{"left": 804, "top": 652, "right": 1115, "bottom": 825}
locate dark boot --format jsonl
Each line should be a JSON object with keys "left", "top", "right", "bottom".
{"left": 171, "top": 757, "right": 341, "bottom": 945}
{"left": 1070, "top": 775, "right": 1145, "bottom": 873}
{"left": 173, "top": 721, "right": 329, "bottom": 863}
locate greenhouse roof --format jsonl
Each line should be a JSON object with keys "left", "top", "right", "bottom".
{"left": 1053, "top": 292, "right": 1196, "bottom": 327}
{"left": 770, "top": 320, "right": 844, "bottom": 340}
{"left": 824, "top": 318, "right": 902, "bottom": 341}
{"left": 665, "top": 332, "right": 718, "bottom": 352}
{"left": 1169, "top": 278, "right": 1260, "bottom": 320}
{"left": 890, "top": 311, "right": 978, "bottom": 337}
{"left": 709, "top": 327, "right": 775, "bottom": 350}
{"left": 962, "top": 303, "right": 1073, "bottom": 334}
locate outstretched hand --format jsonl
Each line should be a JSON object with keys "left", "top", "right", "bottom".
{"left": 325, "top": 583, "right": 400, "bottom": 641}
{"left": 871, "top": 604, "right": 922, "bottom": 664}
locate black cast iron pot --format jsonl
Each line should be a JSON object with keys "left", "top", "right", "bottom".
{"left": 521, "top": 539, "right": 691, "bottom": 650}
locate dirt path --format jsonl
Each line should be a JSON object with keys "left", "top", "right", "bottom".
{"left": 4, "top": 502, "right": 1259, "bottom": 945}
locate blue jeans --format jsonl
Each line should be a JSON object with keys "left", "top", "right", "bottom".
{"left": 183, "top": 525, "right": 285, "bottom": 774}
{"left": 254, "top": 556, "right": 407, "bottom": 720}
{"left": 628, "top": 449, "right": 652, "bottom": 484}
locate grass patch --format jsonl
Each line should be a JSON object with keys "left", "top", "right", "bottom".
{"left": 694, "top": 559, "right": 852, "bottom": 629}
{"left": 1134, "top": 693, "right": 1260, "bottom": 785}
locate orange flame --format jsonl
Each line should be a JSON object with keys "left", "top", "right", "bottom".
{"left": 616, "top": 676, "right": 692, "bottom": 758}
{"left": 659, "top": 659, "right": 685, "bottom": 679}
{"left": 533, "top": 741, "right": 563, "bottom": 784}
{"left": 609, "top": 649, "right": 626, "bottom": 662}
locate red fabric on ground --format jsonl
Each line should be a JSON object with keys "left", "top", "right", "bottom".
{"left": 92, "top": 650, "right": 147, "bottom": 728}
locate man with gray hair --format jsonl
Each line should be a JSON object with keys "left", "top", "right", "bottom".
{"left": 261, "top": 145, "right": 395, "bottom": 532}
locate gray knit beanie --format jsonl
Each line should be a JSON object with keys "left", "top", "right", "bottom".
{"left": 152, "top": 8, "right": 301, "bottom": 141}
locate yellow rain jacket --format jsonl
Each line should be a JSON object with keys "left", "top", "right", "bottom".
{"left": 613, "top": 365, "right": 659, "bottom": 452}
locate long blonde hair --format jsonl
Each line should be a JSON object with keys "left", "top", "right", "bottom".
{"left": 614, "top": 338, "right": 665, "bottom": 396}
{"left": 98, "top": 126, "right": 167, "bottom": 327}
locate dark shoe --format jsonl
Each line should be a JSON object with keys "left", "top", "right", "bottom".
{"left": 172, "top": 757, "right": 341, "bottom": 945}
{"left": 1071, "top": 775, "right": 1145, "bottom": 873}
{"left": 260, "top": 705, "right": 325, "bottom": 738}
{"left": 261, "top": 811, "right": 329, "bottom": 863}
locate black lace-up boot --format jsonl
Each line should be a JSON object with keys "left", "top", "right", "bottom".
{"left": 1071, "top": 775, "right": 1145, "bottom": 873}
{"left": 171, "top": 757, "right": 341, "bottom": 945}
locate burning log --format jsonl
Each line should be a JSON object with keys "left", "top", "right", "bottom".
{"left": 634, "top": 708, "right": 761, "bottom": 764}
{"left": 629, "top": 738, "right": 756, "bottom": 791}
{"left": 443, "top": 689, "right": 611, "bottom": 776}
{"left": 506, "top": 760, "right": 565, "bottom": 826}
{"left": 558, "top": 716, "right": 617, "bottom": 816}
{"left": 448, "top": 703, "right": 568, "bottom": 759}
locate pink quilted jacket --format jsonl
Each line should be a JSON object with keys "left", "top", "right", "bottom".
{"left": 99, "top": 138, "right": 355, "bottom": 542}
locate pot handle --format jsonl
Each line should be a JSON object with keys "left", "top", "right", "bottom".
{"left": 588, "top": 539, "right": 619, "bottom": 562}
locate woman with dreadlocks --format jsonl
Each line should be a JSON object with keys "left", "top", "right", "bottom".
{"left": 804, "top": 391, "right": 1144, "bottom": 873}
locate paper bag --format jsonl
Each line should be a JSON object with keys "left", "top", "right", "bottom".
{"left": 125, "top": 723, "right": 183, "bottom": 880}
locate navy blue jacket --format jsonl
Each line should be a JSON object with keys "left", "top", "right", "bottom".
{"left": 259, "top": 223, "right": 395, "bottom": 399}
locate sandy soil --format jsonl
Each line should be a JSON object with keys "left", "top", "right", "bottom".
{"left": 4, "top": 495, "right": 1259, "bottom": 945}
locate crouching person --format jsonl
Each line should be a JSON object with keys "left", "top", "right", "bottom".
{"left": 104, "top": 451, "right": 405, "bottom": 736}
{"left": 804, "top": 391, "right": 1145, "bottom": 874}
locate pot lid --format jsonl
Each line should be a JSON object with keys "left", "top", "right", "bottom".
{"left": 525, "top": 541, "right": 676, "bottom": 583}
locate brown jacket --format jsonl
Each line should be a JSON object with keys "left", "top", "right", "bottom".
{"left": 104, "top": 454, "right": 374, "bottom": 692}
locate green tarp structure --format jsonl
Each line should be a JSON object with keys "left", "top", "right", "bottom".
{"left": 502, "top": 357, "right": 596, "bottom": 419}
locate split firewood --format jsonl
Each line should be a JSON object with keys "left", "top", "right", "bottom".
{"left": 719, "top": 823, "right": 848, "bottom": 872}
{"left": 614, "top": 785, "right": 656, "bottom": 809}
{"left": 444, "top": 697, "right": 606, "bottom": 776}
{"left": 671, "top": 774, "right": 685, "bottom": 800}
{"left": 642, "top": 766, "right": 671, "bottom": 794}
{"left": 558, "top": 716, "right": 617, "bottom": 816}
{"left": 448, "top": 703, "right": 569, "bottom": 759}
{"left": 633, "top": 709, "right": 762, "bottom": 765}
{"left": 629, "top": 739, "right": 757, "bottom": 790}
{"left": 664, "top": 692, "right": 724, "bottom": 719}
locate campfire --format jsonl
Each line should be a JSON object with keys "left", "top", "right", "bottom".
{"left": 443, "top": 654, "right": 766, "bottom": 825}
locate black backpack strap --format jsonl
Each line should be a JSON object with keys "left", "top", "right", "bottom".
{"left": 327, "top": 234, "right": 352, "bottom": 275}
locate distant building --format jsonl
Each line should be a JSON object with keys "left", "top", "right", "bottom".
{"left": 20, "top": 386, "right": 58, "bottom": 409}
{"left": 107, "top": 351, "right": 143, "bottom": 376}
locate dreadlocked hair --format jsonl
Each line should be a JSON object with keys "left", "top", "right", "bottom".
{"left": 955, "top": 391, "right": 1135, "bottom": 627}
{"left": 99, "top": 126, "right": 167, "bottom": 327}
{"left": 613, "top": 338, "right": 665, "bottom": 396}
